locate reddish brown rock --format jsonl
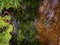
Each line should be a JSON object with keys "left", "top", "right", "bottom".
{"left": 36, "top": 0, "right": 60, "bottom": 45}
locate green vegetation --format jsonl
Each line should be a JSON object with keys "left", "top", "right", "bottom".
{"left": 0, "top": 15, "right": 13, "bottom": 45}
{"left": 0, "top": 0, "right": 42, "bottom": 45}
{"left": 0, "top": 0, "right": 21, "bottom": 11}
